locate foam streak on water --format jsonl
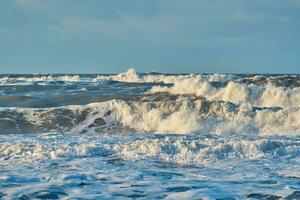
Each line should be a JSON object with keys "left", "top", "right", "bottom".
{"left": 1, "top": 69, "right": 300, "bottom": 199}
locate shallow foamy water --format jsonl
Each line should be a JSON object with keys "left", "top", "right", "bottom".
{"left": 1, "top": 133, "right": 300, "bottom": 199}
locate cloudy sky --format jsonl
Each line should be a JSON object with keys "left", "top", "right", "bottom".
{"left": 0, "top": 0, "right": 299, "bottom": 73}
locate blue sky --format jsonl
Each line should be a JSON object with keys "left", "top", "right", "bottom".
{"left": 0, "top": 0, "right": 299, "bottom": 73}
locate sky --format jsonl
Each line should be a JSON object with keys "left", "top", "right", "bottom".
{"left": 0, "top": 0, "right": 299, "bottom": 74}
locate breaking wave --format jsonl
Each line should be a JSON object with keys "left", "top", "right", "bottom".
{"left": 0, "top": 69, "right": 300, "bottom": 136}
{"left": 1, "top": 97, "right": 300, "bottom": 135}
{"left": 149, "top": 78, "right": 300, "bottom": 108}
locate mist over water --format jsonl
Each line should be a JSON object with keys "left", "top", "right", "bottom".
{"left": 1, "top": 69, "right": 300, "bottom": 199}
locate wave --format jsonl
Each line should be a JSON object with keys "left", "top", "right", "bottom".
{"left": 1, "top": 133, "right": 299, "bottom": 164}
{"left": 0, "top": 69, "right": 234, "bottom": 86}
{"left": 1, "top": 68, "right": 299, "bottom": 85}
{"left": 1, "top": 69, "right": 299, "bottom": 108}
{"left": 149, "top": 80, "right": 300, "bottom": 108}
{"left": 1, "top": 97, "right": 300, "bottom": 135}
{"left": 0, "top": 69, "right": 300, "bottom": 135}
{"left": 95, "top": 68, "right": 237, "bottom": 83}
{"left": 113, "top": 135, "right": 300, "bottom": 164}
{"left": 0, "top": 75, "right": 84, "bottom": 86}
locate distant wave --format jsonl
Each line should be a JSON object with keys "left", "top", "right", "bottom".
{"left": 2, "top": 68, "right": 299, "bottom": 86}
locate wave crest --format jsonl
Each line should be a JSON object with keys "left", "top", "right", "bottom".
{"left": 1, "top": 98, "right": 300, "bottom": 135}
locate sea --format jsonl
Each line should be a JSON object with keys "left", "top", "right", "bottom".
{"left": 0, "top": 68, "right": 300, "bottom": 199}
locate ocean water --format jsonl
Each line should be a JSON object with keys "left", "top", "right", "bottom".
{"left": 1, "top": 68, "right": 300, "bottom": 199}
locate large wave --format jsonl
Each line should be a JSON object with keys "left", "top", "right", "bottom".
{"left": 148, "top": 78, "right": 300, "bottom": 108}
{"left": 0, "top": 68, "right": 300, "bottom": 135}
{"left": 1, "top": 97, "right": 300, "bottom": 135}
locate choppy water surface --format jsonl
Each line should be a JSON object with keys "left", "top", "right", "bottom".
{"left": 1, "top": 69, "right": 300, "bottom": 199}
